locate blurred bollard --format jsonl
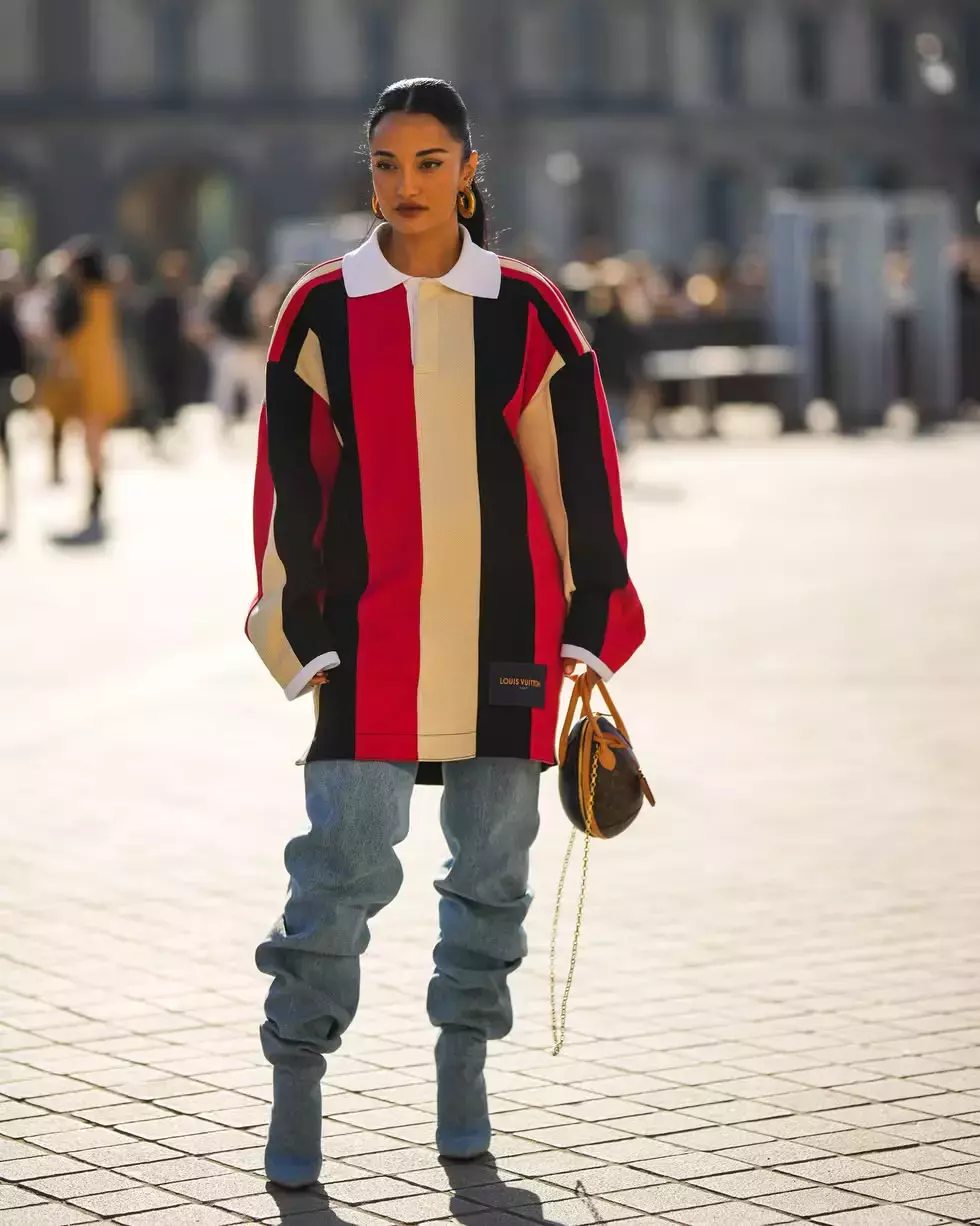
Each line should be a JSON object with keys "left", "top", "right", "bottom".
{"left": 902, "top": 193, "right": 958, "bottom": 428}
{"left": 768, "top": 193, "right": 815, "bottom": 432}
{"left": 826, "top": 195, "right": 892, "bottom": 432}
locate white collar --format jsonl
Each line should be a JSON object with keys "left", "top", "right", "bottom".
{"left": 342, "top": 225, "right": 501, "bottom": 300}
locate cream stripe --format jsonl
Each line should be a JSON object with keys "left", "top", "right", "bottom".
{"left": 516, "top": 351, "right": 576, "bottom": 604}
{"left": 414, "top": 284, "right": 481, "bottom": 760}
{"left": 246, "top": 493, "right": 304, "bottom": 692}
{"left": 295, "top": 328, "right": 329, "bottom": 401}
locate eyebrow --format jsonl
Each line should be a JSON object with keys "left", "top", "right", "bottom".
{"left": 372, "top": 147, "right": 450, "bottom": 158}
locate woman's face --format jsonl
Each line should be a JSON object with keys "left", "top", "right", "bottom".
{"left": 370, "top": 112, "right": 478, "bottom": 237}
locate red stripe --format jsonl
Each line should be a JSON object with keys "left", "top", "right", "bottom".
{"left": 500, "top": 261, "right": 589, "bottom": 356}
{"left": 602, "top": 581, "right": 646, "bottom": 675}
{"left": 523, "top": 305, "right": 557, "bottom": 407}
{"left": 591, "top": 355, "right": 646, "bottom": 671}
{"left": 526, "top": 472, "right": 566, "bottom": 764}
{"left": 268, "top": 263, "right": 343, "bottom": 362}
{"left": 347, "top": 288, "right": 423, "bottom": 760}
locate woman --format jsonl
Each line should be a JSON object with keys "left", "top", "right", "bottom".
{"left": 42, "top": 238, "right": 129, "bottom": 543}
{"left": 205, "top": 250, "right": 265, "bottom": 431}
{"left": 143, "top": 249, "right": 192, "bottom": 438}
{"left": 248, "top": 78, "right": 645, "bottom": 1188}
{"left": 0, "top": 258, "right": 28, "bottom": 541}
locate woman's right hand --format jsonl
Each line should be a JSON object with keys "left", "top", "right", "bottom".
{"left": 310, "top": 670, "right": 331, "bottom": 686}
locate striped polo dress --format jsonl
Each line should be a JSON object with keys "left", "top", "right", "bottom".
{"left": 247, "top": 226, "right": 645, "bottom": 780}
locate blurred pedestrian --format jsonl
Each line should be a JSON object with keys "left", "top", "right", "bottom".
{"left": 205, "top": 250, "right": 264, "bottom": 430}
{"left": 586, "top": 259, "right": 642, "bottom": 453}
{"left": 44, "top": 237, "right": 130, "bottom": 545}
{"left": 144, "top": 248, "right": 191, "bottom": 437}
{"left": 247, "top": 77, "right": 645, "bottom": 1189}
{"left": 109, "top": 253, "right": 161, "bottom": 437}
{"left": 0, "top": 251, "right": 28, "bottom": 542}
{"left": 26, "top": 247, "right": 73, "bottom": 484}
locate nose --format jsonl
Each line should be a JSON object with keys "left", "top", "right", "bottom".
{"left": 397, "top": 167, "right": 421, "bottom": 199}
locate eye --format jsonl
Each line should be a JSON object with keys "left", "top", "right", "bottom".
{"left": 420, "top": 159, "right": 444, "bottom": 171}
{"left": 374, "top": 159, "right": 395, "bottom": 172}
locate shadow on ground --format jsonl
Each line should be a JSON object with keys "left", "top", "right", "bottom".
{"left": 262, "top": 1151, "right": 558, "bottom": 1221}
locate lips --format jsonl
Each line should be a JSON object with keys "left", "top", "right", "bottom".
{"left": 396, "top": 204, "right": 427, "bottom": 214}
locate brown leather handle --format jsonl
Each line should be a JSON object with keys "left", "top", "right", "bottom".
{"left": 557, "top": 668, "right": 655, "bottom": 808}
{"left": 557, "top": 672, "right": 592, "bottom": 767}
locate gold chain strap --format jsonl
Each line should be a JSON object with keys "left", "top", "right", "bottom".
{"left": 549, "top": 745, "right": 598, "bottom": 1056}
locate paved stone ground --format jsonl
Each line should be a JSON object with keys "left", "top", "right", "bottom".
{"left": 2, "top": 410, "right": 980, "bottom": 1226}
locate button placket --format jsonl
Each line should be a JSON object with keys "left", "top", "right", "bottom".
{"left": 414, "top": 281, "right": 440, "bottom": 372}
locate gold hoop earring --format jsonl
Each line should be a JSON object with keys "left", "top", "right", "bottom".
{"left": 457, "top": 186, "right": 477, "bottom": 220}
{"left": 371, "top": 193, "right": 384, "bottom": 220}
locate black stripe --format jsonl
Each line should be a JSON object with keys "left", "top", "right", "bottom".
{"left": 519, "top": 280, "right": 582, "bottom": 366}
{"left": 306, "top": 280, "right": 365, "bottom": 763}
{"left": 551, "top": 350, "right": 627, "bottom": 656}
{"left": 268, "top": 301, "right": 332, "bottom": 668}
{"left": 473, "top": 285, "right": 538, "bottom": 760}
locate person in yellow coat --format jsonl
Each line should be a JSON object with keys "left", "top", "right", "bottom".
{"left": 44, "top": 237, "right": 129, "bottom": 544}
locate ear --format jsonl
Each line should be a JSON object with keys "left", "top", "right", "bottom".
{"left": 459, "top": 150, "right": 479, "bottom": 189}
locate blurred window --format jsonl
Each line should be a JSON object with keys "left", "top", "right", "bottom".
{"left": 363, "top": 2, "right": 394, "bottom": 96}
{"left": 391, "top": 0, "right": 457, "bottom": 84}
{"left": 703, "top": 166, "right": 740, "bottom": 251}
{"left": 512, "top": 1, "right": 565, "bottom": 95}
{"left": 872, "top": 163, "right": 906, "bottom": 192}
{"left": 191, "top": 0, "right": 254, "bottom": 96}
{"left": 603, "top": 0, "right": 658, "bottom": 97}
{"left": 965, "top": 11, "right": 980, "bottom": 101}
{"left": 712, "top": 11, "right": 745, "bottom": 103}
{"left": 0, "top": 0, "right": 36, "bottom": 93}
{"left": 577, "top": 164, "right": 620, "bottom": 247}
{"left": 301, "top": 0, "right": 364, "bottom": 96}
{"left": 786, "top": 164, "right": 826, "bottom": 192}
{"left": 794, "top": 12, "right": 827, "bottom": 102}
{"left": 91, "top": 0, "right": 155, "bottom": 96}
{"left": 875, "top": 14, "right": 907, "bottom": 102}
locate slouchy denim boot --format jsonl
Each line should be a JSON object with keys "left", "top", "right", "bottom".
{"left": 264, "top": 1067, "right": 323, "bottom": 1188}
{"left": 435, "top": 1027, "right": 490, "bottom": 1159}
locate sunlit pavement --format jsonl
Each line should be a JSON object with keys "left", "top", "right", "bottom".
{"left": 2, "top": 409, "right": 980, "bottom": 1226}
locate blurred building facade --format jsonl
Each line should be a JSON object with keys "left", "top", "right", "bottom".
{"left": 1, "top": 0, "right": 979, "bottom": 270}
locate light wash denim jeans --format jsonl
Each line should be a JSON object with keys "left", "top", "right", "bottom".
{"left": 255, "top": 757, "right": 542, "bottom": 1077}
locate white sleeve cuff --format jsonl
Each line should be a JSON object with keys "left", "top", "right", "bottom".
{"left": 560, "top": 644, "right": 613, "bottom": 682}
{"left": 284, "top": 651, "right": 340, "bottom": 701}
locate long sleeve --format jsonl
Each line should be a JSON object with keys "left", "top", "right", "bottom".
{"left": 550, "top": 347, "right": 645, "bottom": 680}
{"left": 245, "top": 299, "right": 341, "bottom": 700}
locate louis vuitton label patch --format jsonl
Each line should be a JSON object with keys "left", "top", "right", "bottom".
{"left": 489, "top": 662, "right": 547, "bottom": 708}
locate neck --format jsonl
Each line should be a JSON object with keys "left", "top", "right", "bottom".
{"left": 379, "top": 219, "right": 463, "bottom": 279}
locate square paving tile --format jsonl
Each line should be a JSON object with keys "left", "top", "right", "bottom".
{"left": 662, "top": 1205, "right": 795, "bottom": 1226}
{"left": 841, "top": 1171, "right": 967, "bottom": 1201}
{"left": 71, "top": 1189, "right": 185, "bottom": 1216}
{"left": 906, "top": 1188, "right": 980, "bottom": 1216}
{"left": 0, "top": 1208, "right": 97, "bottom": 1226}
{"left": 116, "top": 1208, "right": 245, "bottom": 1225}
{"left": 163, "top": 1174, "right": 268, "bottom": 1202}
{"left": 754, "top": 1186, "right": 876, "bottom": 1216}
{"left": 816, "top": 1209, "right": 949, "bottom": 1225}
{"left": 25, "top": 1169, "right": 140, "bottom": 1198}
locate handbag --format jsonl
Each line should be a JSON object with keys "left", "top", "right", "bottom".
{"left": 549, "top": 670, "right": 655, "bottom": 1054}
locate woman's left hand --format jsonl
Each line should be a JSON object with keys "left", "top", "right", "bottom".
{"left": 562, "top": 657, "right": 585, "bottom": 679}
